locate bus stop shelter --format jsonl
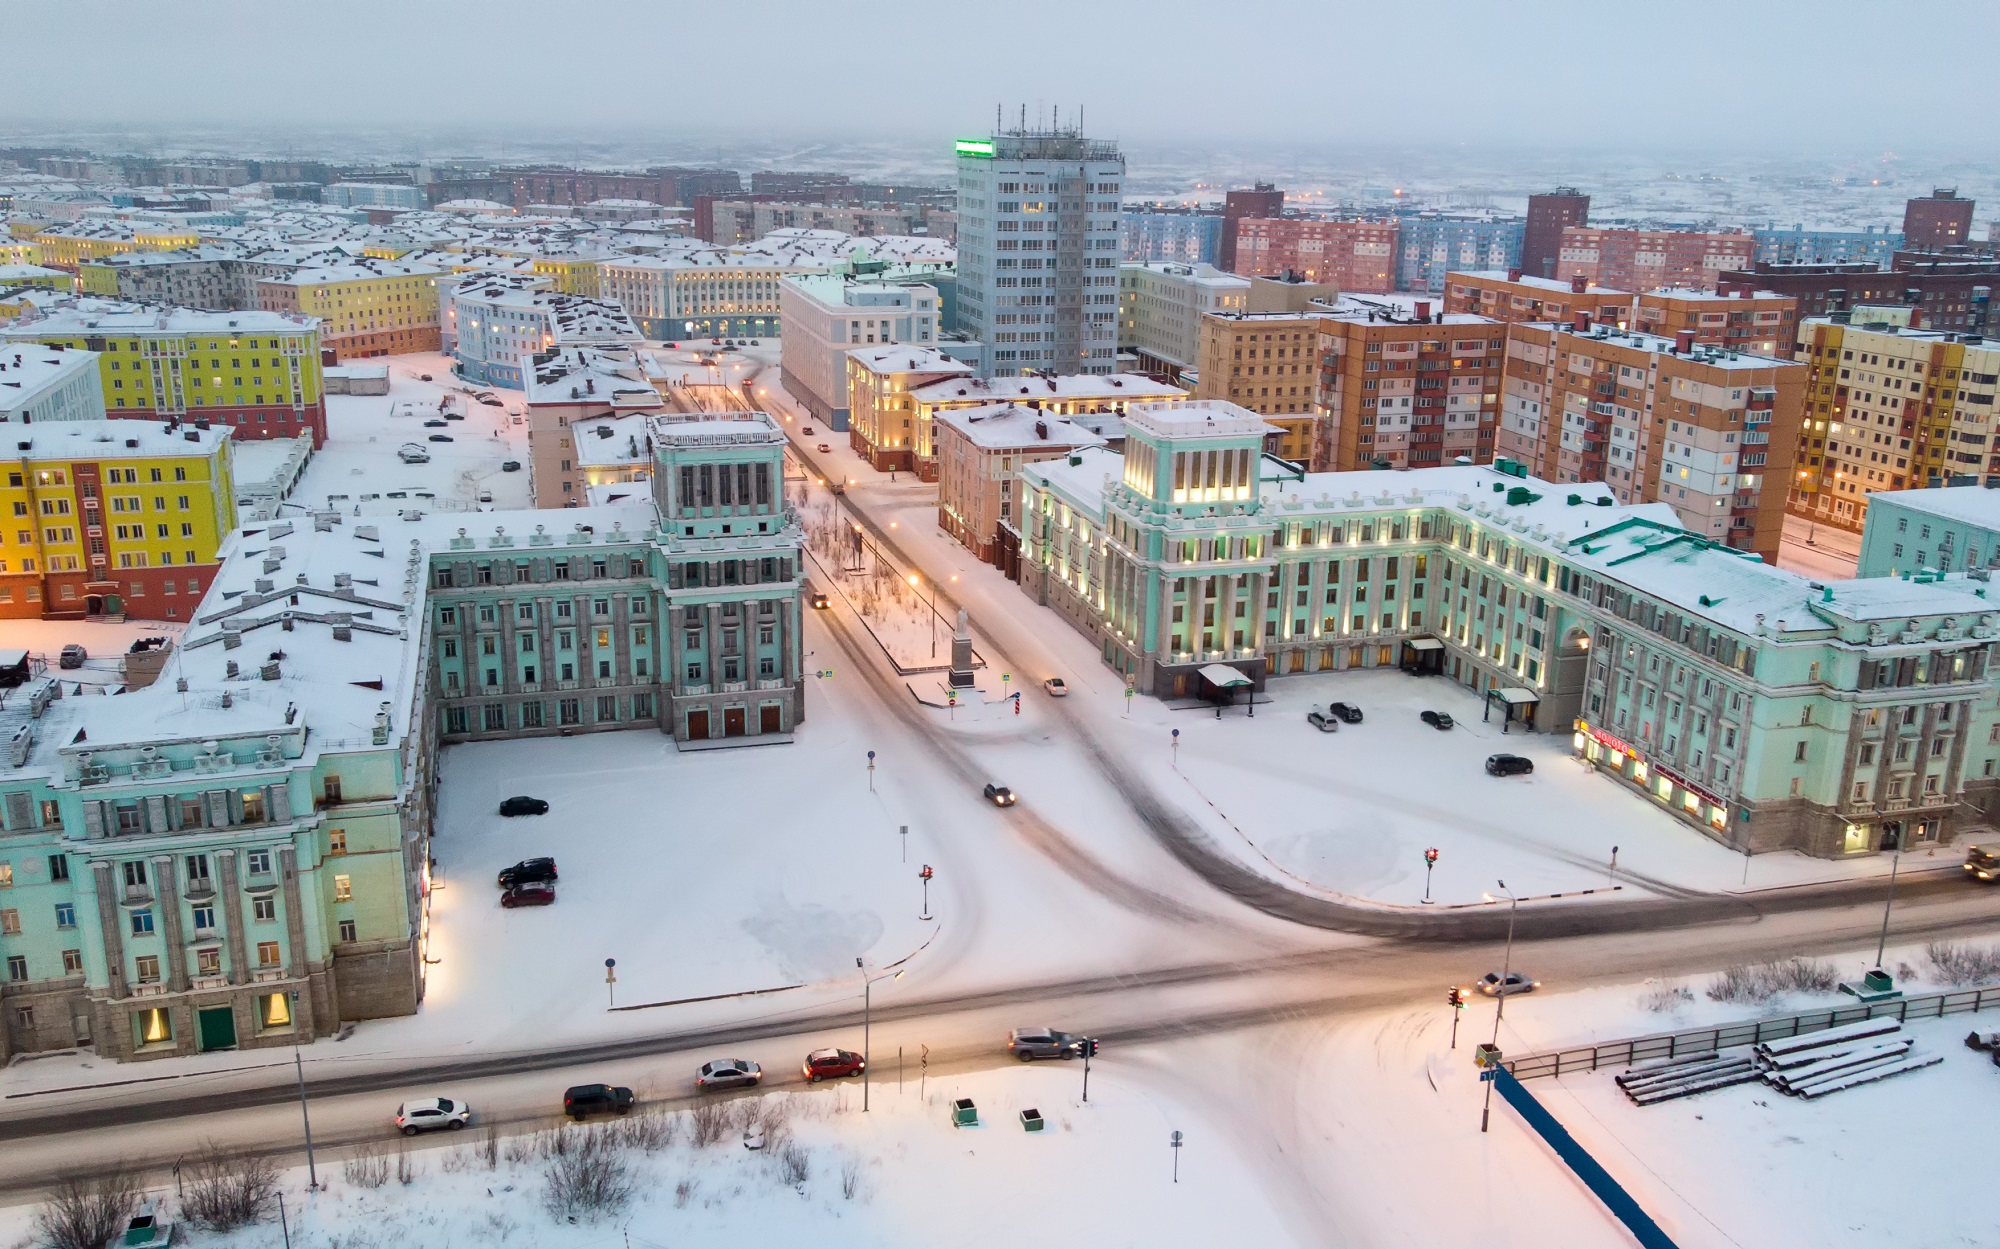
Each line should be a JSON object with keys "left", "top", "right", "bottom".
{"left": 1484, "top": 685, "right": 1540, "bottom": 733}
{"left": 1198, "top": 663, "right": 1255, "bottom": 717}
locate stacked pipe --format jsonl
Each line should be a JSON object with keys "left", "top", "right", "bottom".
{"left": 1620, "top": 1016, "right": 1945, "bottom": 1106}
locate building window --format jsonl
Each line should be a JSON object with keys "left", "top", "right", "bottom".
{"left": 133, "top": 1007, "right": 173, "bottom": 1046}
{"left": 339, "top": 919, "right": 358, "bottom": 943}
{"left": 256, "top": 941, "right": 282, "bottom": 968}
{"left": 196, "top": 948, "right": 221, "bottom": 977}
{"left": 130, "top": 909, "right": 155, "bottom": 936}
{"left": 246, "top": 850, "right": 272, "bottom": 875}
{"left": 0, "top": 908, "right": 16, "bottom": 936}
{"left": 260, "top": 992, "right": 292, "bottom": 1029}
{"left": 192, "top": 905, "right": 214, "bottom": 932}
{"left": 62, "top": 949, "right": 83, "bottom": 975}
{"left": 253, "top": 895, "right": 277, "bottom": 922}
{"left": 134, "top": 954, "right": 161, "bottom": 982}
{"left": 328, "top": 830, "right": 347, "bottom": 856}
{"left": 54, "top": 902, "right": 75, "bottom": 929}
{"left": 4, "top": 954, "right": 23, "bottom": 982}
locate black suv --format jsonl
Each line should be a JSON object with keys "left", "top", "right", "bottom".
{"left": 1486, "top": 754, "right": 1534, "bottom": 777}
{"left": 1328, "top": 702, "right": 1364, "bottom": 724}
{"left": 1420, "top": 710, "right": 1454, "bottom": 730}
{"left": 563, "top": 1084, "right": 634, "bottom": 1120}
{"left": 497, "top": 857, "right": 558, "bottom": 889}
{"left": 499, "top": 795, "right": 549, "bottom": 817}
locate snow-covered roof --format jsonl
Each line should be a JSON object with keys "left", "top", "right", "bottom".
{"left": 646, "top": 410, "right": 785, "bottom": 448}
{"left": 1533, "top": 323, "right": 1798, "bottom": 369}
{"left": 0, "top": 343, "right": 99, "bottom": 415}
{"left": 1451, "top": 269, "right": 1632, "bottom": 296}
{"left": 263, "top": 258, "right": 442, "bottom": 285}
{"left": 4, "top": 418, "right": 230, "bottom": 459}
{"left": 571, "top": 415, "right": 655, "bottom": 468}
{"left": 911, "top": 373, "right": 1185, "bottom": 406}
{"left": 845, "top": 344, "right": 976, "bottom": 379}
{"left": 2, "top": 300, "right": 320, "bottom": 337}
{"left": 932, "top": 403, "right": 1110, "bottom": 451}
{"left": 1860, "top": 485, "right": 2000, "bottom": 532}
{"left": 524, "top": 347, "right": 661, "bottom": 409}
{"left": 1123, "top": 400, "right": 1276, "bottom": 440}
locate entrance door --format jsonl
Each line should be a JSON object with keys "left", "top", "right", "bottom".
{"left": 759, "top": 704, "right": 782, "bottom": 733}
{"left": 197, "top": 1006, "right": 237, "bottom": 1052}
{"left": 686, "top": 709, "right": 710, "bottom": 740}
{"left": 724, "top": 707, "right": 746, "bottom": 737}
{"left": 85, "top": 595, "right": 104, "bottom": 615}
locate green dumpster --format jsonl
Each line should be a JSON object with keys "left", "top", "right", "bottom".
{"left": 1020, "top": 1108, "right": 1044, "bottom": 1132}
{"left": 951, "top": 1097, "right": 978, "bottom": 1127}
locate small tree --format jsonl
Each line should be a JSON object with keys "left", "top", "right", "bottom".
{"left": 32, "top": 1170, "right": 138, "bottom": 1249}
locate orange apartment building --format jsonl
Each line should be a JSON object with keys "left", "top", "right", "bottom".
{"left": 1633, "top": 282, "right": 1797, "bottom": 357}
{"left": 1443, "top": 269, "right": 1634, "bottom": 327}
{"left": 1556, "top": 228, "right": 1756, "bottom": 292}
{"left": 1194, "top": 311, "right": 1325, "bottom": 465}
{"left": 1315, "top": 301, "right": 1505, "bottom": 472}
{"left": 1497, "top": 318, "right": 1805, "bottom": 561}
{"left": 1231, "top": 218, "right": 1397, "bottom": 293}
{"left": 933, "top": 402, "right": 1106, "bottom": 574}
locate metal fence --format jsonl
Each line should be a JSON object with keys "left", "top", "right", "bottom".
{"left": 1503, "top": 984, "right": 2000, "bottom": 1081}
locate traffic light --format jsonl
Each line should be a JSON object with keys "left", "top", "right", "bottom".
{"left": 1447, "top": 987, "right": 1465, "bottom": 1009}
{"left": 1079, "top": 1037, "right": 1100, "bottom": 1058}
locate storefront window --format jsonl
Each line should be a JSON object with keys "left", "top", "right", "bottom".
{"left": 1708, "top": 805, "right": 1728, "bottom": 832}
{"left": 1655, "top": 776, "right": 1673, "bottom": 801}
{"left": 1608, "top": 750, "right": 1625, "bottom": 770}
{"left": 1632, "top": 761, "right": 1649, "bottom": 783}
{"left": 260, "top": 992, "right": 292, "bottom": 1030}
{"left": 1585, "top": 741, "right": 1601, "bottom": 763}
{"left": 1682, "top": 791, "right": 1700, "bottom": 814}
{"left": 133, "top": 1007, "right": 173, "bottom": 1046}
{"left": 1843, "top": 823, "right": 1870, "bottom": 853}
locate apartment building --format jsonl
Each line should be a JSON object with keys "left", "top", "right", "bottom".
{"left": 1315, "top": 301, "right": 1506, "bottom": 474}
{"left": 0, "top": 420, "right": 235, "bottom": 619}
{"left": 953, "top": 128, "right": 1125, "bottom": 376}
{"left": 1522, "top": 189, "right": 1589, "bottom": 279}
{"left": 843, "top": 345, "right": 976, "bottom": 476}
{"left": 28, "top": 222, "right": 201, "bottom": 272}
{"left": 1194, "top": 311, "right": 1325, "bottom": 465}
{"left": 1557, "top": 228, "right": 1756, "bottom": 292}
{"left": 1394, "top": 214, "right": 1524, "bottom": 295}
{"left": 0, "top": 265, "right": 68, "bottom": 295}
{"left": 1444, "top": 270, "right": 1634, "bottom": 327}
{"left": 2, "top": 305, "right": 328, "bottom": 445}
{"left": 601, "top": 252, "right": 809, "bottom": 342}
{"left": 1119, "top": 263, "right": 1250, "bottom": 380}
{"left": 1752, "top": 225, "right": 1902, "bottom": 267}
{"left": 1904, "top": 189, "right": 1976, "bottom": 252}
{"left": 1014, "top": 432, "right": 2000, "bottom": 857}
{"left": 1856, "top": 485, "right": 2000, "bottom": 578}
{"left": 1721, "top": 259, "right": 1995, "bottom": 334}
{"left": 1790, "top": 320, "right": 2000, "bottom": 533}
{"left": 0, "top": 343, "right": 105, "bottom": 427}
{"left": 1231, "top": 218, "right": 1396, "bottom": 292}
{"left": 1498, "top": 321, "right": 1804, "bottom": 561}
{"left": 934, "top": 403, "right": 1105, "bottom": 572}
{"left": 255, "top": 260, "right": 441, "bottom": 360}
{"left": 449, "top": 278, "right": 639, "bottom": 389}
{"left": 1220, "top": 185, "right": 1285, "bottom": 274}
{"left": 524, "top": 347, "right": 669, "bottom": 508}
{"left": 909, "top": 372, "right": 1181, "bottom": 480}
{"left": 1634, "top": 284, "right": 1797, "bottom": 357}
{"left": 1120, "top": 207, "right": 1224, "bottom": 265}
{"left": 777, "top": 271, "right": 942, "bottom": 433}
{"left": 322, "top": 183, "right": 423, "bottom": 212}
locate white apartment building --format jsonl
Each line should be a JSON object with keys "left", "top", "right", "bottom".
{"left": 450, "top": 276, "right": 640, "bottom": 389}
{"left": 955, "top": 128, "right": 1124, "bottom": 376}
{"left": 777, "top": 271, "right": 941, "bottom": 431}
{"left": 1118, "top": 262, "right": 1251, "bottom": 378}
{"left": 0, "top": 342, "right": 106, "bottom": 424}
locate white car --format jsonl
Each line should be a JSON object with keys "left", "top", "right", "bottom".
{"left": 394, "top": 1096, "right": 470, "bottom": 1135}
{"left": 397, "top": 444, "right": 431, "bottom": 464}
{"left": 1043, "top": 677, "right": 1068, "bottom": 697}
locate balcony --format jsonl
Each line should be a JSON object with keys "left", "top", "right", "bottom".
{"left": 253, "top": 967, "right": 290, "bottom": 983}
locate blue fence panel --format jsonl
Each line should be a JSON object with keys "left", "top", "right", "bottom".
{"left": 1491, "top": 1066, "right": 1679, "bottom": 1249}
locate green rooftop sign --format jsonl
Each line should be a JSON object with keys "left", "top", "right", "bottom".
{"left": 954, "top": 139, "right": 996, "bottom": 157}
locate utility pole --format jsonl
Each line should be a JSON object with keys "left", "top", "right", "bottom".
{"left": 292, "top": 1022, "right": 318, "bottom": 1189}
{"left": 859, "top": 960, "right": 904, "bottom": 1112}
{"left": 1480, "top": 882, "right": 1518, "bottom": 1135}
{"left": 1874, "top": 835, "right": 1905, "bottom": 972}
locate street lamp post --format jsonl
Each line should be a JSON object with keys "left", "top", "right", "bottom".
{"left": 909, "top": 574, "right": 936, "bottom": 658}
{"left": 1480, "top": 881, "right": 1518, "bottom": 1135}
{"left": 858, "top": 959, "right": 905, "bottom": 1113}
{"left": 1874, "top": 833, "right": 1906, "bottom": 973}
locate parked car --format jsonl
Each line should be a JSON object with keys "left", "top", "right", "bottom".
{"left": 809, "top": 592, "right": 830, "bottom": 610}
{"left": 398, "top": 444, "right": 430, "bottom": 464}
{"left": 816, "top": 443, "right": 832, "bottom": 453}
{"left": 1042, "top": 677, "right": 1068, "bottom": 697}
{"left": 1007, "top": 1028, "right": 1083, "bottom": 1061}
{"left": 477, "top": 489, "right": 493, "bottom": 503}
{"left": 428, "top": 434, "right": 453, "bottom": 442}
{"left": 1420, "top": 710, "right": 1455, "bottom": 730}
{"left": 479, "top": 396, "right": 504, "bottom": 407}
{"left": 1306, "top": 709, "right": 1338, "bottom": 732}
{"left": 1328, "top": 702, "right": 1364, "bottom": 724}
{"left": 424, "top": 419, "right": 447, "bottom": 428}
{"left": 497, "top": 857, "right": 557, "bottom": 888}
{"left": 502, "top": 460, "right": 522, "bottom": 472}
{"left": 419, "top": 373, "right": 433, "bottom": 382}
{"left": 58, "top": 644, "right": 87, "bottom": 670}
{"left": 394, "top": 1097, "right": 470, "bottom": 1135}
{"left": 1485, "top": 754, "right": 1534, "bottom": 777}
{"left": 562, "top": 1084, "right": 634, "bottom": 1120}
{"left": 1964, "top": 845, "right": 2000, "bottom": 883}
{"left": 983, "top": 783, "right": 1016, "bottom": 807}
{"left": 499, "top": 795, "right": 549, "bottom": 816}
{"left": 696, "top": 1059, "right": 762, "bottom": 1090}
{"left": 444, "top": 412, "right": 465, "bottom": 421}
{"left": 1475, "top": 971, "right": 1539, "bottom": 997}
{"left": 803, "top": 1048, "right": 865, "bottom": 1082}
{"left": 500, "top": 881, "right": 555, "bottom": 908}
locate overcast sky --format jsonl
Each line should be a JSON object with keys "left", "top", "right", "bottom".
{"left": 8, "top": 0, "right": 1996, "bottom": 157}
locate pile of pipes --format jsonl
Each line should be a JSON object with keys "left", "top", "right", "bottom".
{"left": 1618, "top": 1018, "right": 1941, "bottom": 1106}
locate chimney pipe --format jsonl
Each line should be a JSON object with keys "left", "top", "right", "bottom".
{"left": 1573, "top": 311, "right": 1591, "bottom": 332}
{"left": 1674, "top": 329, "right": 1696, "bottom": 354}
{"left": 1570, "top": 274, "right": 1589, "bottom": 294}
{"left": 1414, "top": 300, "right": 1431, "bottom": 321}
{"left": 1506, "top": 268, "right": 1522, "bottom": 283}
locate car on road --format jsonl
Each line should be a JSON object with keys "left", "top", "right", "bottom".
{"left": 696, "top": 1059, "right": 762, "bottom": 1090}
{"left": 1328, "top": 701, "right": 1364, "bottom": 724}
{"left": 1008, "top": 1028, "right": 1083, "bottom": 1060}
{"left": 983, "top": 783, "right": 1016, "bottom": 807}
{"left": 816, "top": 443, "right": 832, "bottom": 453}
{"left": 424, "top": 419, "right": 447, "bottom": 427}
{"left": 1485, "top": 753, "right": 1534, "bottom": 777}
{"left": 394, "top": 1097, "right": 470, "bottom": 1135}
{"left": 477, "top": 489, "right": 493, "bottom": 503}
{"left": 809, "top": 592, "right": 830, "bottom": 610}
{"left": 419, "top": 373, "right": 433, "bottom": 382}
{"left": 801, "top": 426, "right": 814, "bottom": 435}
{"left": 1965, "top": 845, "right": 2000, "bottom": 883}
{"left": 563, "top": 1084, "right": 634, "bottom": 1119}
{"left": 427, "top": 434, "right": 453, "bottom": 442}
{"left": 500, "top": 881, "right": 555, "bottom": 908}
{"left": 502, "top": 460, "right": 521, "bottom": 472}
{"left": 1043, "top": 677, "right": 1068, "bottom": 696}
{"left": 444, "top": 412, "right": 465, "bottom": 421}
{"left": 58, "top": 644, "right": 87, "bottom": 670}
{"left": 1420, "top": 710, "right": 1454, "bottom": 730}
{"left": 1306, "top": 709, "right": 1338, "bottom": 732}
{"left": 398, "top": 444, "right": 430, "bottom": 464}
{"left": 1475, "top": 972, "right": 1538, "bottom": 997}
{"left": 497, "top": 857, "right": 557, "bottom": 888}
{"left": 499, "top": 795, "right": 549, "bottom": 816}
{"left": 803, "top": 1048, "right": 865, "bottom": 1082}
{"left": 479, "top": 396, "right": 504, "bottom": 407}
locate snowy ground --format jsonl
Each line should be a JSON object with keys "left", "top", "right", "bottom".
{"left": 295, "top": 353, "right": 532, "bottom": 518}
{"left": 1776, "top": 512, "right": 1860, "bottom": 581}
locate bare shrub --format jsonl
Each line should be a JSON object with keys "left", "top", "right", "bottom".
{"left": 31, "top": 1169, "right": 138, "bottom": 1249}
{"left": 689, "top": 1099, "right": 729, "bottom": 1148}
{"left": 396, "top": 1141, "right": 417, "bottom": 1186}
{"left": 482, "top": 1124, "right": 501, "bottom": 1171}
{"left": 840, "top": 1155, "right": 863, "bottom": 1201}
{"left": 1926, "top": 940, "right": 2000, "bottom": 986}
{"left": 1640, "top": 982, "right": 1694, "bottom": 1012}
{"left": 1705, "top": 957, "right": 1838, "bottom": 1003}
{"left": 610, "top": 1107, "right": 677, "bottom": 1154}
{"left": 674, "top": 1178, "right": 697, "bottom": 1209}
{"left": 744, "top": 1096, "right": 795, "bottom": 1153}
{"left": 541, "top": 1134, "right": 634, "bottom": 1225}
{"left": 777, "top": 1142, "right": 812, "bottom": 1187}
{"left": 182, "top": 1145, "right": 278, "bottom": 1231}
{"left": 342, "top": 1147, "right": 391, "bottom": 1190}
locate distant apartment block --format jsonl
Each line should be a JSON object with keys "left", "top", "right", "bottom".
{"left": 1752, "top": 225, "right": 1903, "bottom": 267}
{"left": 321, "top": 183, "right": 423, "bottom": 212}
{"left": 1232, "top": 218, "right": 1396, "bottom": 293}
{"left": 255, "top": 260, "right": 441, "bottom": 360}
{"left": 1394, "top": 214, "right": 1523, "bottom": 295}
{"left": 1120, "top": 207, "right": 1224, "bottom": 265}
{"left": 1904, "top": 189, "right": 1976, "bottom": 252}
{"left": 1556, "top": 227, "right": 1755, "bottom": 292}
{"left": 1522, "top": 188, "right": 1589, "bottom": 279}
{"left": 778, "top": 270, "right": 941, "bottom": 435}
{"left": 1721, "top": 260, "right": 1995, "bottom": 333}
{"left": 1633, "top": 284, "right": 1797, "bottom": 358}
{"left": 1220, "top": 184, "right": 1284, "bottom": 274}
{"left": 1119, "top": 262, "right": 1249, "bottom": 381}
{"left": 1444, "top": 270, "right": 1634, "bottom": 327}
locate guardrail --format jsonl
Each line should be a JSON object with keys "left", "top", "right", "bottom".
{"left": 1502, "top": 984, "right": 2000, "bottom": 1081}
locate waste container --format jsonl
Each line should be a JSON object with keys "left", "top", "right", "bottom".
{"left": 952, "top": 1098, "right": 978, "bottom": 1127}
{"left": 1020, "top": 1108, "right": 1044, "bottom": 1132}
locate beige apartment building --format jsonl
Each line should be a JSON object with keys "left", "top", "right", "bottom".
{"left": 1315, "top": 302, "right": 1506, "bottom": 473}
{"left": 934, "top": 403, "right": 1106, "bottom": 574}
{"left": 908, "top": 373, "right": 1182, "bottom": 479}
{"left": 524, "top": 348, "right": 668, "bottom": 507}
{"left": 1195, "top": 311, "right": 1324, "bottom": 464}
{"left": 843, "top": 344, "right": 976, "bottom": 476}
{"left": 1636, "top": 284, "right": 1798, "bottom": 358}
{"left": 1444, "top": 269, "right": 1633, "bottom": 327}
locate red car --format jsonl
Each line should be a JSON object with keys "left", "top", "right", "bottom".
{"left": 803, "top": 1048, "right": 865, "bottom": 1082}
{"left": 500, "top": 882, "right": 555, "bottom": 908}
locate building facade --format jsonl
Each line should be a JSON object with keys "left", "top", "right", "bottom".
{"left": 1232, "top": 218, "right": 1397, "bottom": 292}
{"left": 1522, "top": 189, "right": 1589, "bottom": 280}
{"left": 1752, "top": 225, "right": 1902, "bottom": 268}
{"left": 255, "top": 261, "right": 441, "bottom": 361}
{"left": 934, "top": 403, "right": 1105, "bottom": 571}
{"left": 1444, "top": 270, "right": 1634, "bottom": 328}
{"left": 778, "top": 272, "right": 942, "bottom": 433}
{"left": 1394, "top": 214, "right": 1524, "bottom": 296}
{"left": 1904, "top": 190, "right": 1976, "bottom": 252}
{"left": 1315, "top": 301, "right": 1506, "bottom": 474}
{"left": 1557, "top": 228, "right": 1756, "bottom": 292}
{"left": 1220, "top": 185, "right": 1285, "bottom": 275}
{"left": 450, "top": 279, "right": 639, "bottom": 390}
{"left": 1856, "top": 486, "right": 2000, "bottom": 578}
{"left": 1195, "top": 311, "right": 1326, "bottom": 465}
{"left": 1120, "top": 263, "right": 1250, "bottom": 381}
{"left": 1634, "top": 285, "right": 1797, "bottom": 357}
{"left": 1120, "top": 208, "right": 1224, "bottom": 265}
{"left": 843, "top": 346, "right": 977, "bottom": 476}
{"left": 953, "top": 128, "right": 1124, "bottom": 376}
{"left": 0, "top": 342, "right": 106, "bottom": 427}
{"left": 524, "top": 348, "right": 669, "bottom": 508}
{"left": 322, "top": 183, "right": 423, "bottom": 212}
